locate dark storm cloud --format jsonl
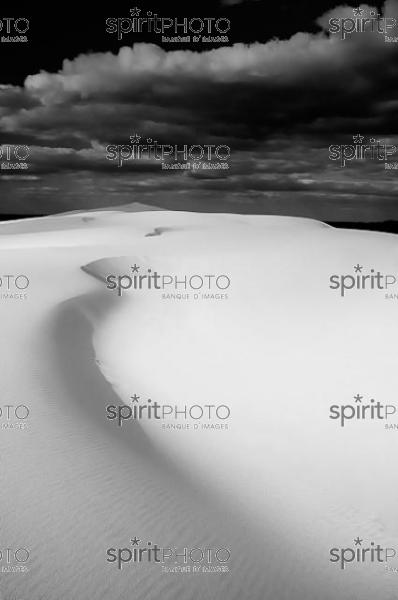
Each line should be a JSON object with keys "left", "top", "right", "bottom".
{"left": 2, "top": 1, "right": 397, "bottom": 148}
{"left": 1, "top": 0, "right": 398, "bottom": 217}
{"left": 0, "top": 85, "right": 39, "bottom": 116}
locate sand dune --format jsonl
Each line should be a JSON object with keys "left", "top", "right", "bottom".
{"left": 1, "top": 207, "right": 398, "bottom": 599}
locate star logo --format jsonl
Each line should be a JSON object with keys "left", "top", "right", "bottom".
{"left": 353, "top": 7, "right": 364, "bottom": 16}
{"left": 130, "top": 7, "right": 141, "bottom": 17}
{"left": 131, "top": 264, "right": 140, "bottom": 273}
{"left": 353, "top": 134, "right": 364, "bottom": 144}
{"left": 131, "top": 394, "right": 140, "bottom": 403}
{"left": 129, "top": 134, "right": 141, "bottom": 144}
{"left": 354, "top": 394, "right": 363, "bottom": 403}
{"left": 131, "top": 537, "right": 140, "bottom": 546}
{"left": 354, "top": 264, "right": 363, "bottom": 273}
{"left": 354, "top": 537, "right": 363, "bottom": 545}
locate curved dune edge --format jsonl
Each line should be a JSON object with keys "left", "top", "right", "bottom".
{"left": 1, "top": 208, "right": 398, "bottom": 599}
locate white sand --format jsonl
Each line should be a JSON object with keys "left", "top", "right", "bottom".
{"left": 0, "top": 206, "right": 397, "bottom": 599}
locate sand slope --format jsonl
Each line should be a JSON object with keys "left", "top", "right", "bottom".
{"left": 0, "top": 208, "right": 398, "bottom": 599}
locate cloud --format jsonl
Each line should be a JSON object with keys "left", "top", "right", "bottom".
{"left": 1, "top": 0, "right": 398, "bottom": 218}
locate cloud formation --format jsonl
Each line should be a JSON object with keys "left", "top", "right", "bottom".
{"left": 1, "top": 0, "right": 398, "bottom": 218}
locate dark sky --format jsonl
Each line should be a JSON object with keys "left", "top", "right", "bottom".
{"left": 1, "top": 0, "right": 397, "bottom": 221}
